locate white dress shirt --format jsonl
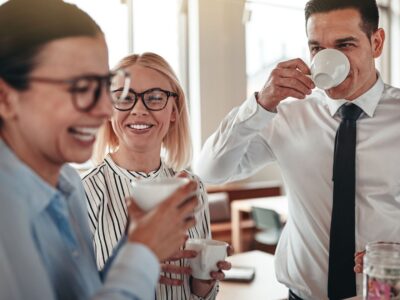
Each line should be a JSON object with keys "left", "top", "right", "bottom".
{"left": 194, "top": 75, "right": 400, "bottom": 299}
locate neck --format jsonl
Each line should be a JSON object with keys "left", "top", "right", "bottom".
{"left": 111, "top": 146, "right": 161, "bottom": 174}
{"left": 1, "top": 131, "right": 60, "bottom": 187}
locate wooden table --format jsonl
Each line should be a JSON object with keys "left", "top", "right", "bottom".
{"left": 218, "top": 250, "right": 287, "bottom": 299}
{"left": 231, "top": 196, "right": 288, "bottom": 253}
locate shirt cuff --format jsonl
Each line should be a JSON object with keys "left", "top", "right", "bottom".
{"left": 236, "top": 93, "right": 276, "bottom": 129}
{"left": 104, "top": 242, "right": 160, "bottom": 299}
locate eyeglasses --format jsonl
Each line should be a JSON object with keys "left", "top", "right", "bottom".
{"left": 112, "top": 88, "right": 178, "bottom": 112}
{"left": 24, "top": 69, "right": 131, "bottom": 112}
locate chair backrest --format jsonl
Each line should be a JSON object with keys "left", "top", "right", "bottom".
{"left": 251, "top": 206, "right": 281, "bottom": 231}
{"left": 207, "top": 192, "right": 230, "bottom": 222}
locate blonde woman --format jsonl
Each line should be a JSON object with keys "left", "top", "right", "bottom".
{"left": 82, "top": 53, "right": 231, "bottom": 300}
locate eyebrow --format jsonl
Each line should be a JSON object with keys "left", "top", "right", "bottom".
{"left": 308, "top": 36, "right": 359, "bottom": 47}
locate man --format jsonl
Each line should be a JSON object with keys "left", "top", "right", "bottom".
{"left": 194, "top": 0, "right": 400, "bottom": 299}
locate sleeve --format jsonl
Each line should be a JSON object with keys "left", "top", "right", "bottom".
{"left": 93, "top": 243, "right": 160, "bottom": 300}
{"left": 69, "top": 166, "right": 161, "bottom": 300}
{"left": 193, "top": 94, "right": 278, "bottom": 184}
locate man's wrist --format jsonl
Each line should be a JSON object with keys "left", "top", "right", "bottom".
{"left": 254, "top": 91, "right": 277, "bottom": 113}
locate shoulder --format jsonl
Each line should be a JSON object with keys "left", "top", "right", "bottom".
{"left": 81, "top": 160, "right": 107, "bottom": 182}
{"left": 383, "top": 83, "right": 400, "bottom": 100}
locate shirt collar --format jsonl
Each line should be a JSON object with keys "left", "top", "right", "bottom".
{"left": 104, "top": 154, "right": 164, "bottom": 181}
{"left": 0, "top": 138, "right": 75, "bottom": 217}
{"left": 325, "top": 72, "right": 384, "bottom": 118}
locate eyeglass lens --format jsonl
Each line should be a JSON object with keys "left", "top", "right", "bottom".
{"left": 112, "top": 89, "right": 171, "bottom": 111}
{"left": 71, "top": 69, "right": 130, "bottom": 111}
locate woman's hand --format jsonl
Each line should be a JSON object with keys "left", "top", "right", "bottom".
{"left": 354, "top": 250, "right": 365, "bottom": 273}
{"left": 127, "top": 181, "right": 198, "bottom": 262}
{"left": 159, "top": 249, "right": 197, "bottom": 286}
{"left": 191, "top": 244, "right": 234, "bottom": 297}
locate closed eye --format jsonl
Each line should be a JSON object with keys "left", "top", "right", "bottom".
{"left": 336, "top": 42, "right": 356, "bottom": 50}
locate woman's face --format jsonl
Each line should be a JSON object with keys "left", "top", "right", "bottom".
{"left": 111, "top": 65, "right": 176, "bottom": 157}
{"left": 1, "top": 35, "right": 112, "bottom": 172}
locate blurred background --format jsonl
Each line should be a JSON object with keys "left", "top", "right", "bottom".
{"left": 2, "top": 0, "right": 399, "bottom": 184}
{"left": 56, "top": 0, "right": 399, "bottom": 185}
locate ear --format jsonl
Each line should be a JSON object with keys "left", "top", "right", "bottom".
{"left": 0, "top": 79, "right": 20, "bottom": 122}
{"left": 170, "top": 104, "right": 177, "bottom": 123}
{"left": 371, "top": 28, "right": 385, "bottom": 58}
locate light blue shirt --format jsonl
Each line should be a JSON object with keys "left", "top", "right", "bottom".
{"left": 0, "top": 138, "right": 160, "bottom": 300}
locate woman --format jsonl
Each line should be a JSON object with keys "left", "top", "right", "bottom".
{"left": 82, "top": 52, "right": 231, "bottom": 300}
{"left": 0, "top": 1, "right": 197, "bottom": 299}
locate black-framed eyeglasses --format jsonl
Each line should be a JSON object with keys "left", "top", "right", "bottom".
{"left": 22, "top": 69, "right": 131, "bottom": 112}
{"left": 112, "top": 87, "right": 178, "bottom": 112}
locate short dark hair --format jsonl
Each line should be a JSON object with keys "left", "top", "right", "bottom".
{"left": 0, "top": 0, "right": 102, "bottom": 91}
{"left": 305, "top": 0, "right": 379, "bottom": 38}
{"left": 0, "top": 0, "right": 102, "bottom": 127}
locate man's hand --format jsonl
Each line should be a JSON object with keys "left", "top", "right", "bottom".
{"left": 257, "top": 58, "right": 315, "bottom": 112}
{"left": 127, "top": 181, "right": 198, "bottom": 262}
{"left": 354, "top": 251, "right": 365, "bottom": 273}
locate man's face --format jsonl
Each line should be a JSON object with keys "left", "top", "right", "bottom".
{"left": 306, "top": 8, "right": 384, "bottom": 100}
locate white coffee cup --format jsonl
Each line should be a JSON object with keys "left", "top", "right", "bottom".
{"left": 309, "top": 48, "right": 350, "bottom": 90}
{"left": 185, "top": 238, "right": 228, "bottom": 280}
{"left": 131, "top": 177, "right": 190, "bottom": 211}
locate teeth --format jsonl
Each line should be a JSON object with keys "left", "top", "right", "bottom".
{"left": 74, "top": 127, "right": 99, "bottom": 135}
{"left": 69, "top": 126, "right": 99, "bottom": 142}
{"left": 128, "top": 124, "right": 152, "bottom": 130}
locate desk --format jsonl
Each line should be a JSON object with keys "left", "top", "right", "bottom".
{"left": 231, "top": 196, "right": 288, "bottom": 253}
{"left": 219, "top": 250, "right": 287, "bottom": 300}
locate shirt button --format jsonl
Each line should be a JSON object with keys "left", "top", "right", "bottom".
{"left": 72, "top": 250, "right": 79, "bottom": 258}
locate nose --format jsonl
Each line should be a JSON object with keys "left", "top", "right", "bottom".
{"left": 130, "top": 96, "right": 149, "bottom": 115}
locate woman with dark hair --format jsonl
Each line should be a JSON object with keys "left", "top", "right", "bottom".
{"left": 0, "top": 0, "right": 197, "bottom": 299}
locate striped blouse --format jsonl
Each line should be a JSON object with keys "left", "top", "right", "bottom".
{"left": 82, "top": 155, "right": 218, "bottom": 300}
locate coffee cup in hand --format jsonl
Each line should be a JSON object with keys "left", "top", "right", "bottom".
{"left": 309, "top": 48, "right": 350, "bottom": 90}
{"left": 185, "top": 238, "right": 228, "bottom": 280}
{"left": 131, "top": 177, "right": 190, "bottom": 211}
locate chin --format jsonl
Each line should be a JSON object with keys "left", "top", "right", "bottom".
{"left": 67, "top": 151, "right": 92, "bottom": 164}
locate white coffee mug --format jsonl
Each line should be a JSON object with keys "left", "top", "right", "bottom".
{"left": 185, "top": 238, "right": 228, "bottom": 280}
{"left": 131, "top": 177, "right": 189, "bottom": 211}
{"left": 309, "top": 48, "right": 350, "bottom": 90}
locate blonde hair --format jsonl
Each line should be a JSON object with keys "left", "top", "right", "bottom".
{"left": 92, "top": 52, "right": 192, "bottom": 171}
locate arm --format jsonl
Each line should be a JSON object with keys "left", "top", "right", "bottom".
{"left": 93, "top": 243, "right": 160, "bottom": 300}
{"left": 193, "top": 94, "right": 278, "bottom": 184}
{"left": 194, "top": 58, "right": 314, "bottom": 184}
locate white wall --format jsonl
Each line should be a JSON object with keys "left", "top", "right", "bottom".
{"left": 188, "top": 0, "right": 284, "bottom": 185}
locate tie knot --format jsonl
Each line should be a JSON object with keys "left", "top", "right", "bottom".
{"left": 339, "top": 104, "right": 363, "bottom": 121}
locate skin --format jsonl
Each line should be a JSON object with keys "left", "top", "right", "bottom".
{"left": 257, "top": 8, "right": 385, "bottom": 112}
{"left": 354, "top": 251, "right": 365, "bottom": 273}
{"left": 111, "top": 64, "right": 176, "bottom": 173}
{"left": 0, "top": 35, "right": 198, "bottom": 264}
{"left": 110, "top": 65, "right": 232, "bottom": 297}
{"left": 0, "top": 36, "right": 111, "bottom": 186}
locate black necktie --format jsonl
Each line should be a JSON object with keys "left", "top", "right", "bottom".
{"left": 328, "top": 103, "right": 363, "bottom": 300}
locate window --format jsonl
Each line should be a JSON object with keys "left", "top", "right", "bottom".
{"left": 245, "top": 0, "right": 309, "bottom": 96}
{"left": 65, "top": 0, "right": 129, "bottom": 67}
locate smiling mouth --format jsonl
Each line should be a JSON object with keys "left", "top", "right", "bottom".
{"left": 68, "top": 126, "right": 99, "bottom": 142}
{"left": 127, "top": 124, "right": 154, "bottom": 130}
